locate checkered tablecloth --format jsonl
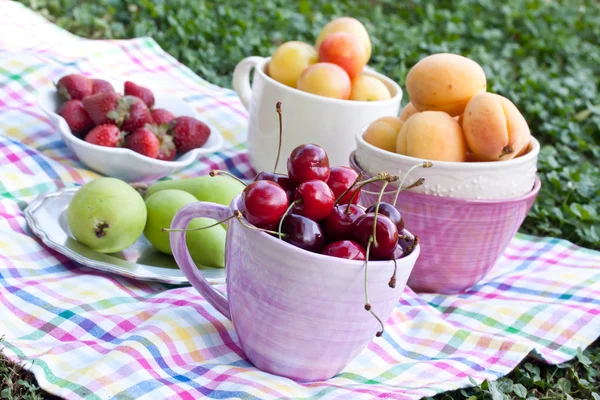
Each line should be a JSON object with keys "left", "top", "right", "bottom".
{"left": 1, "top": 3, "right": 599, "bottom": 399}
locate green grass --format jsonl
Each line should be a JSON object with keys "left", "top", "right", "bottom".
{"left": 5, "top": 0, "right": 600, "bottom": 399}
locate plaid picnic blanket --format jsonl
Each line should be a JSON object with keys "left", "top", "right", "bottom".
{"left": 1, "top": 3, "right": 599, "bottom": 399}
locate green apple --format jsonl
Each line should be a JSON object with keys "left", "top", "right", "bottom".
{"left": 67, "top": 177, "right": 147, "bottom": 253}
{"left": 144, "top": 189, "right": 226, "bottom": 268}
{"left": 144, "top": 175, "right": 244, "bottom": 206}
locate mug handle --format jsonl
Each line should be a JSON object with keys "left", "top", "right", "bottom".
{"left": 170, "top": 201, "right": 232, "bottom": 320}
{"left": 232, "top": 56, "right": 265, "bottom": 110}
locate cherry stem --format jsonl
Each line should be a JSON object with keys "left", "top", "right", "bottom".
{"left": 277, "top": 200, "right": 299, "bottom": 240}
{"left": 209, "top": 170, "right": 247, "bottom": 187}
{"left": 364, "top": 237, "right": 385, "bottom": 337}
{"left": 345, "top": 173, "right": 398, "bottom": 215}
{"left": 273, "top": 102, "right": 283, "bottom": 172}
{"left": 392, "top": 161, "right": 432, "bottom": 207}
{"left": 389, "top": 258, "right": 397, "bottom": 288}
{"left": 334, "top": 172, "right": 363, "bottom": 206}
{"left": 233, "top": 210, "right": 288, "bottom": 237}
{"left": 371, "top": 181, "right": 389, "bottom": 248}
{"left": 162, "top": 214, "right": 235, "bottom": 232}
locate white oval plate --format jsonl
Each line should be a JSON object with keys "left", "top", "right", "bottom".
{"left": 24, "top": 187, "right": 226, "bottom": 285}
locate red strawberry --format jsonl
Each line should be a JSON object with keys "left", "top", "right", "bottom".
{"left": 124, "top": 81, "right": 155, "bottom": 108}
{"left": 151, "top": 108, "right": 175, "bottom": 125}
{"left": 58, "top": 100, "right": 94, "bottom": 135}
{"left": 82, "top": 91, "right": 123, "bottom": 126}
{"left": 157, "top": 135, "right": 176, "bottom": 161}
{"left": 125, "top": 126, "right": 160, "bottom": 158}
{"left": 57, "top": 74, "right": 93, "bottom": 101}
{"left": 92, "top": 79, "right": 114, "bottom": 94}
{"left": 84, "top": 124, "right": 123, "bottom": 148}
{"left": 151, "top": 124, "right": 177, "bottom": 161}
{"left": 168, "top": 116, "right": 211, "bottom": 153}
{"left": 121, "top": 96, "right": 152, "bottom": 133}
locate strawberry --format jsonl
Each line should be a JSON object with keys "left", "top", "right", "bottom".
{"left": 124, "top": 81, "right": 155, "bottom": 108}
{"left": 58, "top": 100, "right": 94, "bottom": 136}
{"left": 151, "top": 108, "right": 175, "bottom": 125}
{"left": 91, "top": 79, "right": 114, "bottom": 94}
{"left": 157, "top": 134, "right": 177, "bottom": 161}
{"left": 149, "top": 123, "right": 177, "bottom": 161}
{"left": 121, "top": 96, "right": 152, "bottom": 133}
{"left": 84, "top": 124, "right": 123, "bottom": 148}
{"left": 56, "top": 74, "right": 93, "bottom": 101}
{"left": 125, "top": 126, "right": 160, "bottom": 158}
{"left": 168, "top": 116, "right": 211, "bottom": 153}
{"left": 82, "top": 91, "right": 123, "bottom": 126}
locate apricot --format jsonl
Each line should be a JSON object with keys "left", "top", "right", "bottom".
{"left": 318, "top": 32, "right": 366, "bottom": 79}
{"left": 315, "top": 17, "right": 372, "bottom": 64}
{"left": 399, "top": 102, "right": 418, "bottom": 121}
{"left": 350, "top": 75, "right": 391, "bottom": 101}
{"left": 363, "top": 116, "right": 404, "bottom": 152}
{"left": 268, "top": 41, "right": 318, "bottom": 87}
{"left": 406, "top": 53, "right": 487, "bottom": 117}
{"left": 396, "top": 111, "right": 467, "bottom": 162}
{"left": 462, "top": 92, "right": 531, "bottom": 161}
{"left": 297, "top": 62, "right": 351, "bottom": 100}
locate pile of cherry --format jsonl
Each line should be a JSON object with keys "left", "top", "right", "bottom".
{"left": 216, "top": 142, "right": 420, "bottom": 337}
{"left": 236, "top": 143, "right": 417, "bottom": 263}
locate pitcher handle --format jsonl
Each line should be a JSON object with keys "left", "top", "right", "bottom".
{"left": 232, "top": 56, "right": 265, "bottom": 109}
{"left": 170, "top": 202, "right": 231, "bottom": 320}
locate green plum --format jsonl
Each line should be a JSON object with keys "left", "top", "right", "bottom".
{"left": 144, "top": 175, "right": 244, "bottom": 206}
{"left": 67, "top": 177, "right": 147, "bottom": 253}
{"left": 144, "top": 189, "right": 226, "bottom": 268}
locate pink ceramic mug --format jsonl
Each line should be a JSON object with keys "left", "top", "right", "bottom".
{"left": 169, "top": 195, "right": 420, "bottom": 382}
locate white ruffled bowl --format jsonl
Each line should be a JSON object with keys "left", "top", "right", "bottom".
{"left": 37, "top": 81, "right": 224, "bottom": 183}
{"left": 354, "top": 126, "right": 540, "bottom": 200}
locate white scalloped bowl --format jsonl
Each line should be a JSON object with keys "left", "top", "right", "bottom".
{"left": 37, "top": 81, "right": 224, "bottom": 183}
{"left": 354, "top": 125, "right": 540, "bottom": 200}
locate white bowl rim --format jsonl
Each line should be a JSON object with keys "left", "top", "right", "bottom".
{"left": 36, "top": 87, "right": 224, "bottom": 169}
{"left": 251, "top": 56, "right": 403, "bottom": 107}
{"left": 356, "top": 123, "right": 540, "bottom": 170}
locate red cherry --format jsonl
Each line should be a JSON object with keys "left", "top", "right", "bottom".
{"left": 293, "top": 180, "right": 335, "bottom": 222}
{"left": 254, "top": 171, "right": 295, "bottom": 200}
{"left": 241, "top": 180, "right": 289, "bottom": 228}
{"left": 322, "top": 240, "right": 366, "bottom": 260}
{"left": 365, "top": 202, "right": 404, "bottom": 232}
{"left": 280, "top": 214, "right": 325, "bottom": 253}
{"left": 327, "top": 166, "right": 361, "bottom": 205}
{"left": 287, "top": 144, "right": 330, "bottom": 184}
{"left": 322, "top": 204, "right": 365, "bottom": 242}
{"left": 353, "top": 213, "right": 398, "bottom": 260}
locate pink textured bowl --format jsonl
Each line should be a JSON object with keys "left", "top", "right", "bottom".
{"left": 169, "top": 195, "right": 420, "bottom": 381}
{"left": 350, "top": 152, "right": 541, "bottom": 294}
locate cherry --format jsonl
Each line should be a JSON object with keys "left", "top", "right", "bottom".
{"left": 327, "top": 166, "right": 361, "bottom": 205}
{"left": 322, "top": 240, "right": 366, "bottom": 260}
{"left": 280, "top": 214, "right": 325, "bottom": 252}
{"left": 293, "top": 179, "right": 335, "bottom": 221}
{"left": 241, "top": 180, "right": 288, "bottom": 228}
{"left": 353, "top": 213, "right": 398, "bottom": 260}
{"left": 254, "top": 171, "right": 294, "bottom": 199}
{"left": 398, "top": 235, "right": 418, "bottom": 257}
{"left": 322, "top": 204, "right": 365, "bottom": 242}
{"left": 287, "top": 144, "right": 330, "bottom": 184}
{"left": 365, "top": 202, "right": 404, "bottom": 232}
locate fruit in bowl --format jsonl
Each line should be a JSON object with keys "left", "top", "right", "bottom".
{"left": 168, "top": 106, "right": 422, "bottom": 337}
{"left": 261, "top": 16, "right": 392, "bottom": 102}
{"left": 37, "top": 74, "right": 224, "bottom": 182}
{"left": 362, "top": 51, "right": 533, "bottom": 167}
